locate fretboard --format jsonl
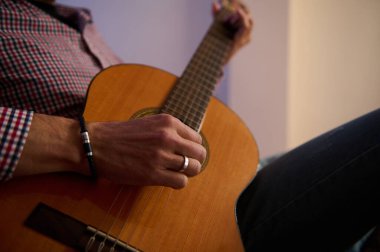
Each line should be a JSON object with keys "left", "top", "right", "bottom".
{"left": 161, "top": 9, "right": 235, "bottom": 131}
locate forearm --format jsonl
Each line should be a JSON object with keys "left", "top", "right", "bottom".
{"left": 14, "top": 113, "right": 88, "bottom": 177}
{"left": 13, "top": 113, "right": 206, "bottom": 189}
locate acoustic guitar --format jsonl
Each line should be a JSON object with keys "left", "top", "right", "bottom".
{"left": 0, "top": 1, "right": 258, "bottom": 251}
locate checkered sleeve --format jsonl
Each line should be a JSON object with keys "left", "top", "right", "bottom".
{"left": 0, "top": 107, "right": 33, "bottom": 181}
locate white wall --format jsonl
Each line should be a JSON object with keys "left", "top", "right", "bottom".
{"left": 231, "top": 0, "right": 380, "bottom": 156}
{"left": 229, "top": 0, "right": 289, "bottom": 157}
{"left": 287, "top": 0, "right": 380, "bottom": 148}
{"left": 57, "top": 0, "right": 209, "bottom": 75}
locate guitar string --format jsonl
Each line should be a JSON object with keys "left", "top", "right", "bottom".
{"left": 167, "top": 26, "right": 231, "bottom": 129}
{"left": 118, "top": 186, "right": 165, "bottom": 248}
{"left": 90, "top": 184, "right": 161, "bottom": 251}
{"left": 186, "top": 33, "right": 229, "bottom": 108}
{"left": 98, "top": 184, "right": 130, "bottom": 251}
{"left": 110, "top": 188, "right": 146, "bottom": 250}
{"left": 162, "top": 7, "right": 233, "bottom": 128}
{"left": 161, "top": 30, "right": 215, "bottom": 125}
{"left": 85, "top": 185, "right": 125, "bottom": 252}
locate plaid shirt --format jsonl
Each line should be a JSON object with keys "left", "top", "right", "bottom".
{"left": 0, "top": 0, "right": 121, "bottom": 181}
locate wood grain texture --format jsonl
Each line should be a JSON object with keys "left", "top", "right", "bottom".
{"left": 0, "top": 64, "right": 258, "bottom": 251}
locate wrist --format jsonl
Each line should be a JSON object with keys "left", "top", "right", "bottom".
{"left": 78, "top": 116, "right": 97, "bottom": 178}
{"left": 16, "top": 114, "right": 89, "bottom": 177}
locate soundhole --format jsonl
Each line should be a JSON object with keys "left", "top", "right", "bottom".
{"left": 131, "top": 108, "right": 210, "bottom": 172}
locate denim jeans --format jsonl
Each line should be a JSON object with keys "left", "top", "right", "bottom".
{"left": 237, "top": 108, "right": 380, "bottom": 251}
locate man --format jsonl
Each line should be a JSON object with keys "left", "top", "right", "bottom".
{"left": 1, "top": 1, "right": 379, "bottom": 251}
{"left": 0, "top": 0, "right": 252, "bottom": 187}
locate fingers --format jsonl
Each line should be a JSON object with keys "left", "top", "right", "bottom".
{"left": 233, "top": 8, "right": 252, "bottom": 47}
{"left": 147, "top": 114, "right": 206, "bottom": 176}
{"left": 174, "top": 119, "right": 203, "bottom": 145}
{"left": 152, "top": 114, "right": 205, "bottom": 175}
{"left": 164, "top": 116, "right": 206, "bottom": 173}
{"left": 237, "top": 5, "right": 253, "bottom": 35}
{"left": 211, "top": 1, "right": 253, "bottom": 63}
{"left": 165, "top": 154, "right": 202, "bottom": 177}
{"left": 144, "top": 153, "right": 200, "bottom": 190}
{"left": 212, "top": 1, "right": 220, "bottom": 15}
{"left": 153, "top": 114, "right": 205, "bottom": 159}
{"left": 228, "top": 3, "right": 253, "bottom": 40}
{"left": 155, "top": 169, "right": 189, "bottom": 189}
{"left": 179, "top": 156, "right": 203, "bottom": 177}
{"left": 153, "top": 113, "right": 202, "bottom": 144}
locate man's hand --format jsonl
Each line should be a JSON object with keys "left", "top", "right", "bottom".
{"left": 89, "top": 114, "right": 206, "bottom": 189}
{"left": 212, "top": 0, "right": 254, "bottom": 63}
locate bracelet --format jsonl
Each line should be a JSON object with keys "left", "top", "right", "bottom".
{"left": 79, "top": 116, "right": 97, "bottom": 178}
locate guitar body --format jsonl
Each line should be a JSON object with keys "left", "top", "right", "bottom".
{"left": 0, "top": 64, "right": 258, "bottom": 251}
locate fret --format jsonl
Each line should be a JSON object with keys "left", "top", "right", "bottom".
{"left": 164, "top": 79, "right": 214, "bottom": 108}
{"left": 166, "top": 95, "right": 211, "bottom": 114}
{"left": 179, "top": 76, "right": 216, "bottom": 89}
{"left": 164, "top": 82, "right": 213, "bottom": 104}
{"left": 161, "top": 5, "right": 236, "bottom": 131}
{"left": 164, "top": 95, "right": 211, "bottom": 118}
{"left": 164, "top": 94, "right": 210, "bottom": 111}
{"left": 184, "top": 68, "right": 221, "bottom": 81}
{"left": 163, "top": 107, "right": 204, "bottom": 129}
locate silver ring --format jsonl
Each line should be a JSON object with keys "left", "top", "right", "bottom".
{"left": 180, "top": 155, "right": 190, "bottom": 172}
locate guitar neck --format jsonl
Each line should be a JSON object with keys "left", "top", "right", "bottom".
{"left": 161, "top": 8, "right": 236, "bottom": 131}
